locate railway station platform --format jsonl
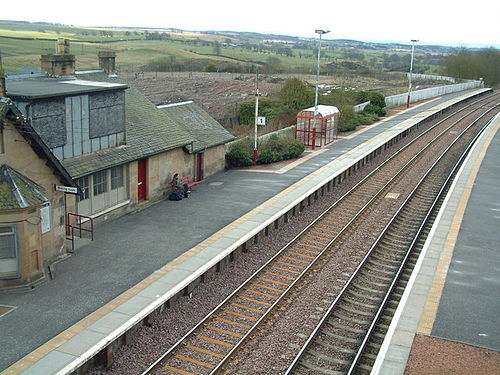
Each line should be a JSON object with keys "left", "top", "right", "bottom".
{"left": 0, "top": 88, "right": 496, "bottom": 375}
{"left": 372, "top": 112, "right": 500, "bottom": 374}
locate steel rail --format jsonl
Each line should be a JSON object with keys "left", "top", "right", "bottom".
{"left": 142, "top": 95, "right": 499, "bottom": 375}
{"left": 285, "top": 102, "right": 499, "bottom": 375}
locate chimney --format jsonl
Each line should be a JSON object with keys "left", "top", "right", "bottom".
{"left": 40, "top": 38, "right": 76, "bottom": 76}
{"left": 98, "top": 51, "right": 116, "bottom": 74}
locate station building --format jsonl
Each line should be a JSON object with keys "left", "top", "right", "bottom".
{"left": 0, "top": 40, "right": 235, "bottom": 288}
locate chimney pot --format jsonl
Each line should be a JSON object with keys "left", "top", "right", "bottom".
{"left": 41, "top": 39, "right": 75, "bottom": 76}
{"left": 98, "top": 51, "right": 116, "bottom": 73}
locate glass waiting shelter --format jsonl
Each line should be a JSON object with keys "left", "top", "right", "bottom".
{"left": 296, "top": 105, "right": 339, "bottom": 149}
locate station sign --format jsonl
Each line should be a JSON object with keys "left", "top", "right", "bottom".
{"left": 55, "top": 185, "right": 78, "bottom": 194}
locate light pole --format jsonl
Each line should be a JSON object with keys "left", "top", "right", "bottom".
{"left": 406, "top": 39, "right": 418, "bottom": 108}
{"left": 253, "top": 71, "right": 260, "bottom": 165}
{"left": 313, "top": 29, "right": 329, "bottom": 149}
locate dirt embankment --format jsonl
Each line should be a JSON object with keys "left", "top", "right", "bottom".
{"left": 129, "top": 72, "right": 283, "bottom": 124}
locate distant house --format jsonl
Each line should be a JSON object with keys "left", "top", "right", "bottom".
{"left": 158, "top": 101, "right": 235, "bottom": 180}
{"left": 0, "top": 97, "right": 78, "bottom": 288}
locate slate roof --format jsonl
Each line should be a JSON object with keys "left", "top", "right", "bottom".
{"left": 158, "top": 101, "right": 235, "bottom": 153}
{"left": 0, "top": 165, "right": 49, "bottom": 210}
{"left": 60, "top": 72, "right": 195, "bottom": 178}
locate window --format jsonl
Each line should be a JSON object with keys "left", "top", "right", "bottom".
{"left": 76, "top": 176, "right": 90, "bottom": 202}
{"left": 110, "top": 165, "right": 124, "bottom": 190}
{"left": 0, "top": 226, "right": 17, "bottom": 260}
{"left": 93, "top": 170, "right": 108, "bottom": 196}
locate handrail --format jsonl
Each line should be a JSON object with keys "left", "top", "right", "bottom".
{"left": 66, "top": 212, "right": 94, "bottom": 252}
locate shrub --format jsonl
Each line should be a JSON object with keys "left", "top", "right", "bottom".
{"left": 363, "top": 103, "right": 386, "bottom": 117}
{"left": 225, "top": 143, "right": 253, "bottom": 167}
{"left": 282, "top": 138, "right": 305, "bottom": 159}
{"left": 257, "top": 149, "right": 280, "bottom": 164}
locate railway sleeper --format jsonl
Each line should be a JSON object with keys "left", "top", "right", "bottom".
{"left": 300, "top": 359, "right": 346, "bottom": 375}
{"left": 308, "top": 347, "right": 354, "bottom": 364}
{"left": 326, "top": 321, "right": 366, "bottom": 335}
{"left": 315, "top": 338, "right": 358, "bottom": 353}
{"left": 347, "top": 289, "right": 379, "bottom": 302}
{"left": 370, "top": 252, "right": 402, "bottom": 265}
{"left": 321, "top": 330, "right": 361, "bottom": 344}
{"left": 332, "top": 311, "right": 370, "bottom": 326}
{"left": 365, "top": 259, "right": 401, "bottom": 273}
{"left": 352, "top": 283, "right": 385, "bottom": 295}
{"left": 343, "top": 295, "right": 378, "bottom": 310}
{"left": 338, "top": 303, "right": 375, "bottom": 318}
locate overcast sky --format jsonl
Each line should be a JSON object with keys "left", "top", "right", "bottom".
{"left": 15, "top": 0, "right": 499, "bottom": 47}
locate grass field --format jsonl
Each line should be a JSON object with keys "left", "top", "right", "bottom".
{"left": 0, "top": 20, "right": 447, "bottom": 76}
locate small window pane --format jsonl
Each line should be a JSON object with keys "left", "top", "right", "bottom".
{"left": 0, "top": 226, "right": 16, "bottom": 259}
{"left": 93, "top": 170, "right": 108, "bottom": 196}
{"left": 77, "top": 176, "right": 90, "bottom": 201}
{"left": 111, "top": 166, "right": 124, "bottom": 190}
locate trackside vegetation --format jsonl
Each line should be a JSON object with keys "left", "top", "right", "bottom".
{"left": 225, "top": 135, "right": 305, "bottom": 167}
{"left": 237, "top": 78, "right": 387, "bottom": 133}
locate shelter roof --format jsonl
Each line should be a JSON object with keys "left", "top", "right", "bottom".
{"left": 298, "top": 105, "right": 339, "bottom": 117}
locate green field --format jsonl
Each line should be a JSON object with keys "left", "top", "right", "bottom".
{"left": 0, "top": 20, "right": 449, "bottom": 76}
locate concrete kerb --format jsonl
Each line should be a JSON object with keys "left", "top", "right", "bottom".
{"left": 10, "top": 88, "right": 493, "bottom": 375}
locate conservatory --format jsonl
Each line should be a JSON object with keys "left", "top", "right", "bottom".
{"left": 296, "top": 105, "right": 339, "bottom": 149}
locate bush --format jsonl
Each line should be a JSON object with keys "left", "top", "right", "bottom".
{"left": 257, "top": 149, "right": 280, "bottom": 164}
{"left": 282, "top": 138, "right": 305, "bottom": 159}
{"left": 225, "top": 143, "right": 253, "bottom": 167}
{"left": 363, "top": 103, "right": 386, "bottom": 116}
{"left": 227, "top": 136, "right": 305, "bottom": 167}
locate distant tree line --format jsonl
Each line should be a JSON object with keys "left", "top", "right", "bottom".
{"left": 442, "top": 48, "right": 499, "bottom": 86}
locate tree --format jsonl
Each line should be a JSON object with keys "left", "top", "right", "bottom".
{"left": 279, "top": 78, "right": 314, "bottom": 113}
{"left": 443, "top": 47, "right": 499, "bottom": 85}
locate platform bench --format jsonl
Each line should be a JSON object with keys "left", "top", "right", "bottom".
{"left": 167, "top": 175, "right": 201, "bottom": 192}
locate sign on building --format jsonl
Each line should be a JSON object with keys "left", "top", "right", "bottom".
{"left": 40, "top": 202, "right": 51, "bottom": 234}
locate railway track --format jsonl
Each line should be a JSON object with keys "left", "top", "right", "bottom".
{"left": 142, "top": 92, "right": 499, "bottom": 375}
{"left": 285, "top": 99, "right": 499, "bottom": 375}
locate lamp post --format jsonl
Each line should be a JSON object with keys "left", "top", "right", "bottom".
{"left": 253, "top": 71, "right": 260, "bottom": 165}
{"left": 313, "top": 29, "right": 329, "bottom": 149}
{"left": 406, "top": 39, "right": 418, "bottom": 108}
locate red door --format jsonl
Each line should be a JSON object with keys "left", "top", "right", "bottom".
{"left": 137, "top": 159, "right": 147, "bottom": 201}
{"left": 195, "top": 153, "right": 204, "bottom": 182}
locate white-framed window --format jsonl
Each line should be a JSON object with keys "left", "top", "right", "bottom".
{"left": 76, "top": 165, "right": 128, "bottom": 216}
{"left": 0, "top": 225, "right": 19, "bottom": 278}
{"left": 76, "top": 175, "right": 90, "bottom": 202}
{"left": 110, "top": 165, "right": 124, "bottom": 190}
{"left": 0, "top": 226, "right": 16, "bottom": 260}
{"left": 93, "top": 170, "right": 108, "bottom": 196}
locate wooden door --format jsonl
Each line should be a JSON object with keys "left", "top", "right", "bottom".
{"left": 137, "top": 159, "right": 147, "bottom": 201}
{"left": 195, "top": 153, "right": 204, "bottom": 181}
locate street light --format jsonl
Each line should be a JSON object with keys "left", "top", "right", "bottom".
{"left": 406, "top": 39, "right": 418, "bottom": 108}
{"left": 313, "top": 29, "right": 330, "bottom": 149}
